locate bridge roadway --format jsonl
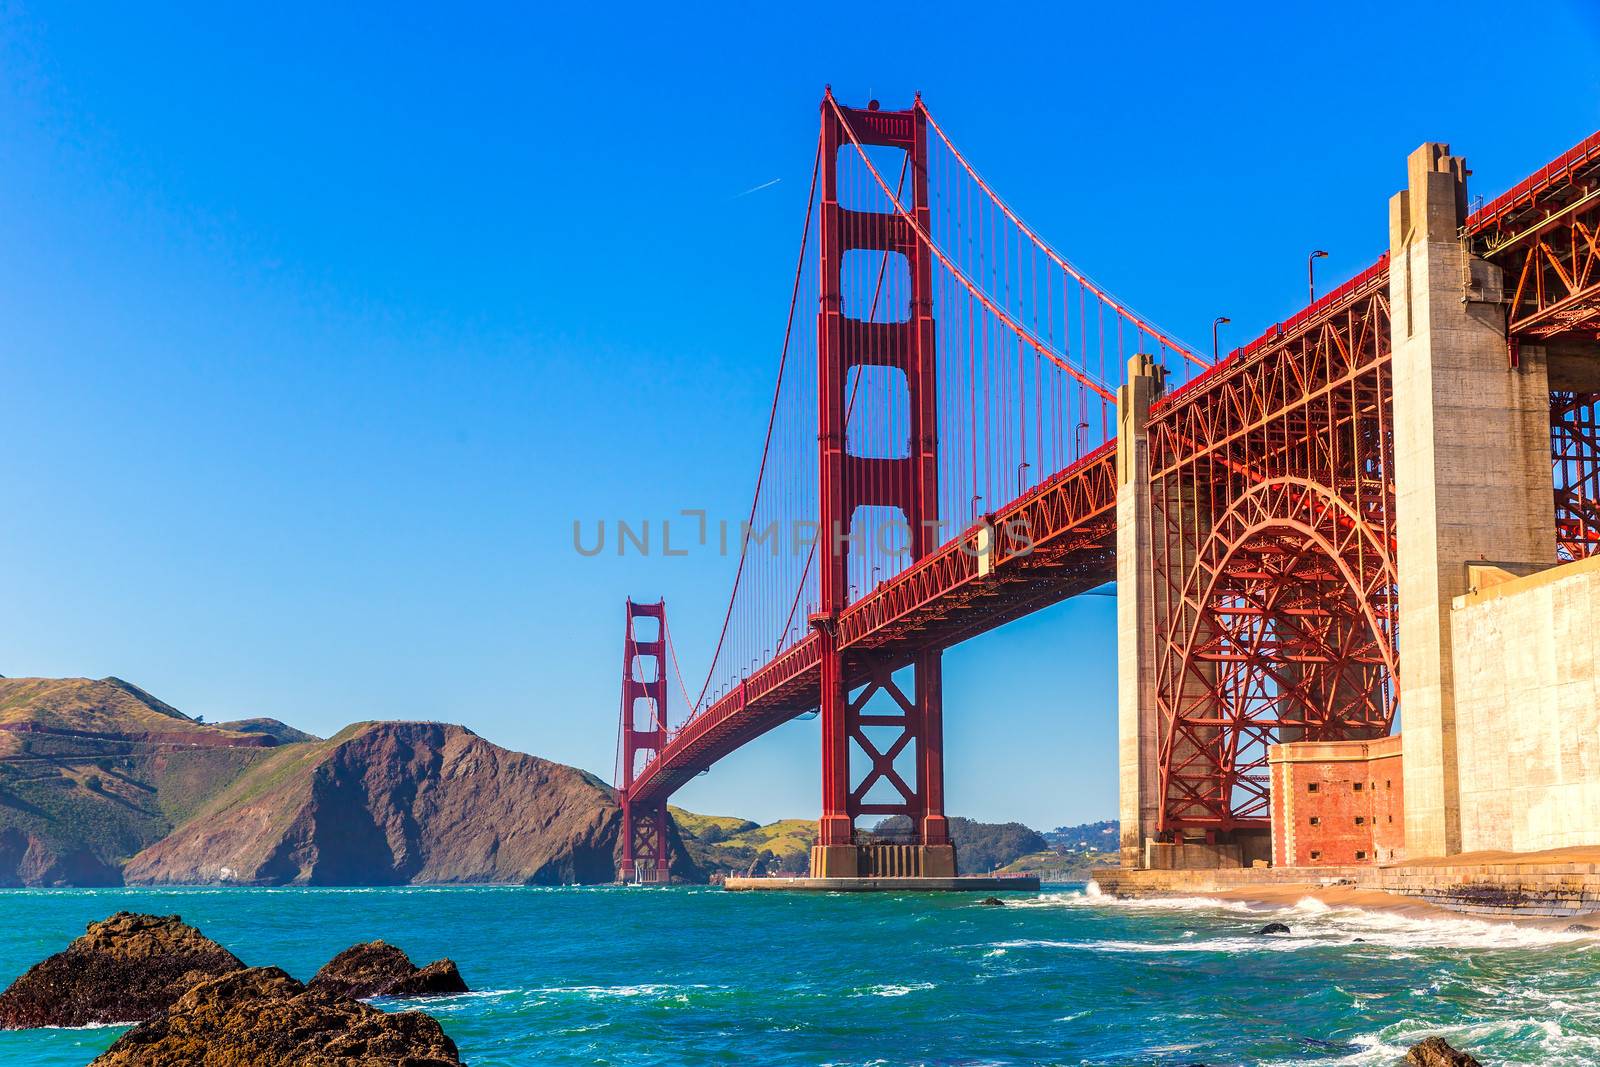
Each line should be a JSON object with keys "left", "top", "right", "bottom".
{"left": 631, "top": 249, "right": 1401, "bottom": 807}
{"left": 627, "top": 128, "right": 1600, "bottom": 809}
{"left": 628, "top": 440, "right": 1121, "bottom": 805}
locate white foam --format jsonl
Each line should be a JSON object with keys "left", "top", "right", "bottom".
{"left": 851, "top": 982, "right": 935, "bottom": 998}
{"left": 1008, "top": 883, "right": 1259, "bottom": 914}
{"left": 990, "top": 935, "right": 1319, "bottom": 955}
{"left": 377, "top": 988, "right": 520, "bottom": 1008}
{"left": 1049, "top": 881, "right": 1600, "bottom": 953}
{"left": 531, "top": 983, "right": 711, "bottom": 999}
{"left": 1269, "top": 1016, "right": 1600, "bottom": 1067}
{"left": 1285, "top": 902, "right": 1597, "bottom": 951}
{"left": 988, "top": 899, "right": 1598, "bottom": 957}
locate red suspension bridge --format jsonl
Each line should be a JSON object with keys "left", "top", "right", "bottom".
{"left": 616, "top": 92, "right": 1600, "bottom": 881}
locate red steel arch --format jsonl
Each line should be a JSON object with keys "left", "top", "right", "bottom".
{"left": 1147, "top": 262, "right": 1396, "bottom": 834}
{"left": 1159, "top": 477, "right": 1397, "bottom": 828}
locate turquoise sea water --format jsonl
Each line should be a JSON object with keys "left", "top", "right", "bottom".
{"left": 0, "top": 883, "right": 1596, "bottom": 1066}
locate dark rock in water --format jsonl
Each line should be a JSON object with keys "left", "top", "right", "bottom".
{"left": 1565, "top": 923, "right": 1596, "bottom": 933}
{"left": 1257, "top": 922, "right": 1291, "bottom": 935}
{"left": 0, "top": 912, "right": 244, "bottom": 1029}
{"left": 90, "top": 966, "right": 461, "bottom": 1066}
{"left": 308, "top": 941, "right": 468, "bottom": 999}
{"left": 978, "top": 897, "right": 1006, "bottom": 906}
{"left": 1406, "top": 1036, "right": 1483, "bottom": 1066}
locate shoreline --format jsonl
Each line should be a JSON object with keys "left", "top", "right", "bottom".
{"left": 1088, "top": 877, "right": 1598, "bottom": 931}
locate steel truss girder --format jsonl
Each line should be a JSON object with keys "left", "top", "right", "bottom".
{"left": 1472, "top": 130, "right": 1600, "bottom": 340}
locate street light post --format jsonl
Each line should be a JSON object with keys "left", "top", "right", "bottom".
{"left": 1308, "top": 249, "right": 1329, "bottom": 304}
{"left": 1212, "top": 315, "right": 1230, "bottom": 363}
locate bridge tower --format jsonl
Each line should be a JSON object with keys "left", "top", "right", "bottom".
{"left": 617, "top": 598, "right": 671, "bottom": 882}
{"left": 810, "top": 92, "right": 954, "bottom": 879}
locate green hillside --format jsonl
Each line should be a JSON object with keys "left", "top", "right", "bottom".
{"left": 0, "top": 677, "right": 308, "bottom": 885}
{"left": 213, "top": 718, "right": 322, "bottom": 745}
{"left": 0, "top": 677, "right": 246, "bottom": 736}
{"left": 671, "top": 810, "right": 815, "bottom": 876}
{"left": 668, "top": 805, "right": 757, "bottom": 841}
{"left": 997, "top": 849, "right": 1118, "bottom": 881}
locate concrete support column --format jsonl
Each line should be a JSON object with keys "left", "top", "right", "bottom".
{"left": 1388, "top": 142, "right": 1556, "bottom": 859}
{"left": 1117, "top": 353, "right": 1164, "bottom": 868}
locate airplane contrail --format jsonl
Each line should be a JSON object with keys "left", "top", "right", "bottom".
{"left": 733, "top": 177, "right": 782, "bottom": 198}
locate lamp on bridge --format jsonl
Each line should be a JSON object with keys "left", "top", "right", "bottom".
{"left": 1212, "top": 316, "right": 1230, "bottom": 363}
{"left": 1308, "top": 249, "right": 1329, "bottom": 303}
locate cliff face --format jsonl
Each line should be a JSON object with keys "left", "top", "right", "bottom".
{"left": 124, "top": 721, "right": 694, "bottom": 886}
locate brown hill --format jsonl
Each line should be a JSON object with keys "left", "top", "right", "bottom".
{"left": 0, "top": 677, "right": 687, "bottom": 887}
{"left": 124, "top": 721, "right": 695, "bottom": 885}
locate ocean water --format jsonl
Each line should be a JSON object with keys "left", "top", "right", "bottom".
{"left": 0, "top": 884, "right": 1596, "bottom": 1066}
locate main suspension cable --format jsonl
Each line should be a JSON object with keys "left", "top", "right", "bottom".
{"left": 919, "top": 102, "right": 1208, "bottom": 370}
{"left": 828, "top": 96, "right": 1117, "bottom": 404}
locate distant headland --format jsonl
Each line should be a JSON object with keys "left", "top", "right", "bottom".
{"left": 0, "top": 676, "right": 1108, "bottom": 887}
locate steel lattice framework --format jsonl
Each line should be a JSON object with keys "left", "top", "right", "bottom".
{"left": 1471, "top": 131, "right": 1600, "bottom": 339}
{"left": 1146, "top": 261, "right": 1397, "bottom": 832}
{"left": 1553, "top": 391, "right": 1600, "bottom": 560}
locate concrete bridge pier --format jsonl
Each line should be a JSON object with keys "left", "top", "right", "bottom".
{"left": 1117, "top": 353, "right": 1163, "bottom": 868}
{"left": 1388, "top": 143, "right": 1557, "bottom": 859}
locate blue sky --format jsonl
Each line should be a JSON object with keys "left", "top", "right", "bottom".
{"left": 2, "top": 2, "right": 1597, "bottom": 828}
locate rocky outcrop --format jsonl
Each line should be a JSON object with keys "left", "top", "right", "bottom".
{"left": 125, "top": 721, "right": 695, "bottom": 885}
{"left": 0, "top": 912, "right": 244, "bottom": 1028}
{"left": 1407, "top": 1036, "right": 1483, "bottom": 1067}
{"left": 0, "top": 828, "right": 124, "bottom": 887}
{"left": 308, "top": 941, "right": 468, "bottom": 999}
{"left": 90, "top": 966, "right": 462, "bottom": 1066}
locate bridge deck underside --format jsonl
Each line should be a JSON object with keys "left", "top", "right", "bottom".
{"left": 629, "top": 447, "right": 1119, "bottom": 804}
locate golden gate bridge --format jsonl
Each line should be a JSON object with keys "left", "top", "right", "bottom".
{"left": 615, "top": 91, "right": 1600, "bottom": 882}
